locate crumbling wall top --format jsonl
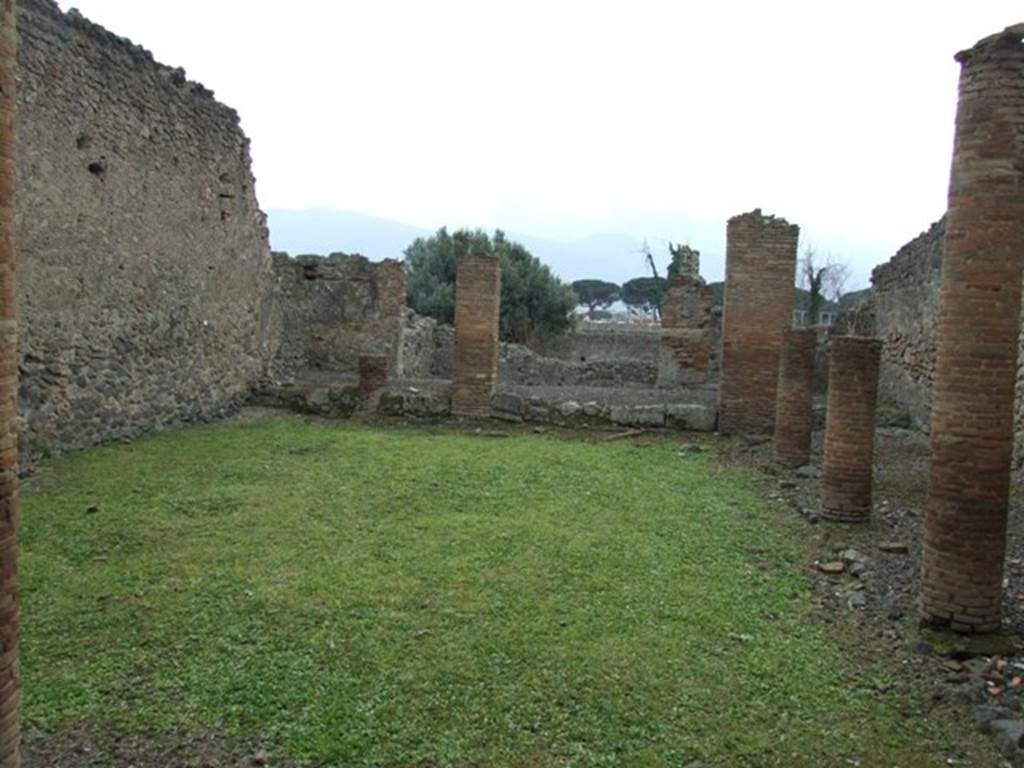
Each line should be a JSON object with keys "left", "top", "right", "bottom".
{"left": 727, "top": 208, "right": 800, "bottom": 238}
{"left": 955, "top": 23, "right": 1024, "bottom": 64}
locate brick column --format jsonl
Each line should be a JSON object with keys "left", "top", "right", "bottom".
{"left": 921, "top": 26, "right": 1024, "bottom": 634}
{"left": 452, "top": 254, "right": 501, "bottom": 417}
{"left": 0, "top": 2, "right": 17, "bottom": 765}
{"left": 373, "top": 259, "right": 406, "bottom": 379}
{"left": 821, "top": 336, "right": 881, "bottom": 522}
{"left": 358, "top": 355, "right": 388, "bottom": 402}
{"left": 718, "top": 209, "right": 799, "bottom": 434}
{"left": 773, "top": 327, "right": 816, "bottom": 467}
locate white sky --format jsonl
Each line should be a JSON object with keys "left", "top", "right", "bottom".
{"left": 56, "top": 1, "right": 1022, "bottom": 287}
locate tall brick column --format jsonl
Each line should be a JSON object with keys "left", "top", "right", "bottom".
{"left": 921, "top": 26, "right": 1024, "bottom": 634}
{"left": 0, "top": 2, "right": 17, "bottom": 764}
{"left": 773, "top": 327, "right": 816, "bottom": 467}
{"left": 452, "top": 253, "right": 501, "bottom": 417}
{"left": 821, "top": 336, "right": 881, "bottom": 522}
{"left": 718, "top": 209, "right": 799, "bottom": 434}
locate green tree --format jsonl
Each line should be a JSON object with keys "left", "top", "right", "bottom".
{"left": 405, "top": 227, "right": 576, "bottom": 344}
{"left": 571, "top": 279, "right": 620, "bottom": 318}
{"left": 621, "top": 276, "right": 667, "bottom": 317}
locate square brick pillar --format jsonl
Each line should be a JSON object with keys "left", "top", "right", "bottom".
{"left": 452, "top": 253, "right": 501, "bottom": 417}
{"left": 373, "top": 259, "right": 407, "bottom": 379}
{"left": 0, "top": 2, "right": 18, "bottom": 765}
{"left": 773, "top": 327, "right": 817, "bottom": 467}
{"left": 921, "top": 26, "right": 1024, "bottom": 634}
{"left": 718, "top": 209, "right": 799, "bottom": 434}
{"left": 821, "top": 336, "right": 881, "bottom": 522}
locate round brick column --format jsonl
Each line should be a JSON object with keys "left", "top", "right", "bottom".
{"left": 358, "top": 355, "right": 388, "bottom": 402}
{"left": 921, "top": 27, "right": 1024, "bottom": 634}
{"left": 773, "top": 327, "right": 816, "bottom": 467}
{"left": 0, "top": 2, "right": 18, "bottom": 764}
{"left": 821, "top": 336, "right": 881, "bottom": 522}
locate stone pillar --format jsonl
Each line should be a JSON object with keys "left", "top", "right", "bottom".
{"left": 0, "top": 2, "right": 17, "bottom": 765}
{"left": 821, "top": 336, "right": 881, "bottom": 522}
{"left": 921, "top": 26, "right": 1024, "bottom": 634}
{"left": 658, "top": 266, "right": 714, "bottom": 387}
{"left": 773, "top": 327, "right": 816, "bottom": 467}
{"left": 718, "top": 209, "right": 799, "bottom": 434}
{"left": 358, "top": 355, "right": 388, "bottom": 402}
{"left": 452, "top": 253, "right": 501, "bottom": 417}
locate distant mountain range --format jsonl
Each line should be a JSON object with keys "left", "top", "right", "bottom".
{"left": 266, "top": 207, "right": 699, "bottom": 286}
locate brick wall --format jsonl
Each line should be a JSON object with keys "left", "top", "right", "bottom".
{"left": 921, "top": 26, "right": 1024, "bottom": 633}
{"left": 658, "top": 272, "right": 716, "bottom": 387}
{"left": 718, "top": 209, "right": 799, "bottom": 434}
{"left": 452, "top": 254, "right": 501, "bottom": 417}
{"left": 821, "top": 336, "right": 882, "bottom": 522}
{"left": 773, "top": 327, "right": 816, "bottom": 467}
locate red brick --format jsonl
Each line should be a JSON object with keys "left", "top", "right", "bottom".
{"left": 773, "top": 327, "right": 816, "bottom": 466}
{"left": 921, "top": 27, "right": 1024, "bottom": 633}
{"left": 452, "top": 254, "right": 501, "bottom": 417}
{"left": 719, "top": 209, "right": 799, "bottom": 434}
{"left": 821, "top": 336, "right": 881, "bottom": 522}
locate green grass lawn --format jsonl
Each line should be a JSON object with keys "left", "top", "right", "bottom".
{"left": 18, "top": 416, "right": 978, "bottom": 766}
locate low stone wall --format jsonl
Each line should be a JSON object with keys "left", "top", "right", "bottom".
{"left": 533, "top": 325, "right": 661, "bottom": 363}
{"left": 401, "top": 312, "right": 658, "bottom": 389}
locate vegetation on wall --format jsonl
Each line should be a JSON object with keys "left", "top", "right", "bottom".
{"left": 405, "top": 228, "right": 576, "bottom": 344}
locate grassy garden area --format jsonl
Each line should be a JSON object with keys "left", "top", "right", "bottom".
{"left": 18, "top": 415, "right": 995, "bottom": 766}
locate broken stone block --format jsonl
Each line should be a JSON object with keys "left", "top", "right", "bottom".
{"left": 665, "top": 403, "right": 717, "bottom": 432}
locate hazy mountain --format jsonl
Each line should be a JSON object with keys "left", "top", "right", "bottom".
{"left": 266, "top": 208, "right": 689, "bottom": 286}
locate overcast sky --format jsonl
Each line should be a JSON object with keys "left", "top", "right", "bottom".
{"left": 56, "top": 1, "right": 1022, "bottom": 287}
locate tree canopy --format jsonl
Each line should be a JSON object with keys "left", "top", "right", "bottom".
{"left": 571, "top": 279, "right": 620, "bottom": 317}
{"left": 405, "top": 227, "right": 576, "bottom": 344}
{"left": 621, "top": 276, "right": 668, "bottom": 316}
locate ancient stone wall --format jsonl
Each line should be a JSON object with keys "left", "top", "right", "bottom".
{"left": 533, "top": 325, "right": 661, "bottom": 364}
{"left": 401, "top": 311, "right": 658, "bottom": 388}
{"left": 15, "top": 0, "right": 277, "bottom": 457}
{"left": 718, "top": 209, "right": 799, "bottom": 434}
{"left": 869, "top": 219, "right": 944, "bottom": 430}
{"left": 400, "top": 310, "right": 454, "bottom": 380}
{"left": 658, "top": 272, "right": 715, "bottom": 386}
{"left": 269, "top": 252, "right": 405, "bottom": 381}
